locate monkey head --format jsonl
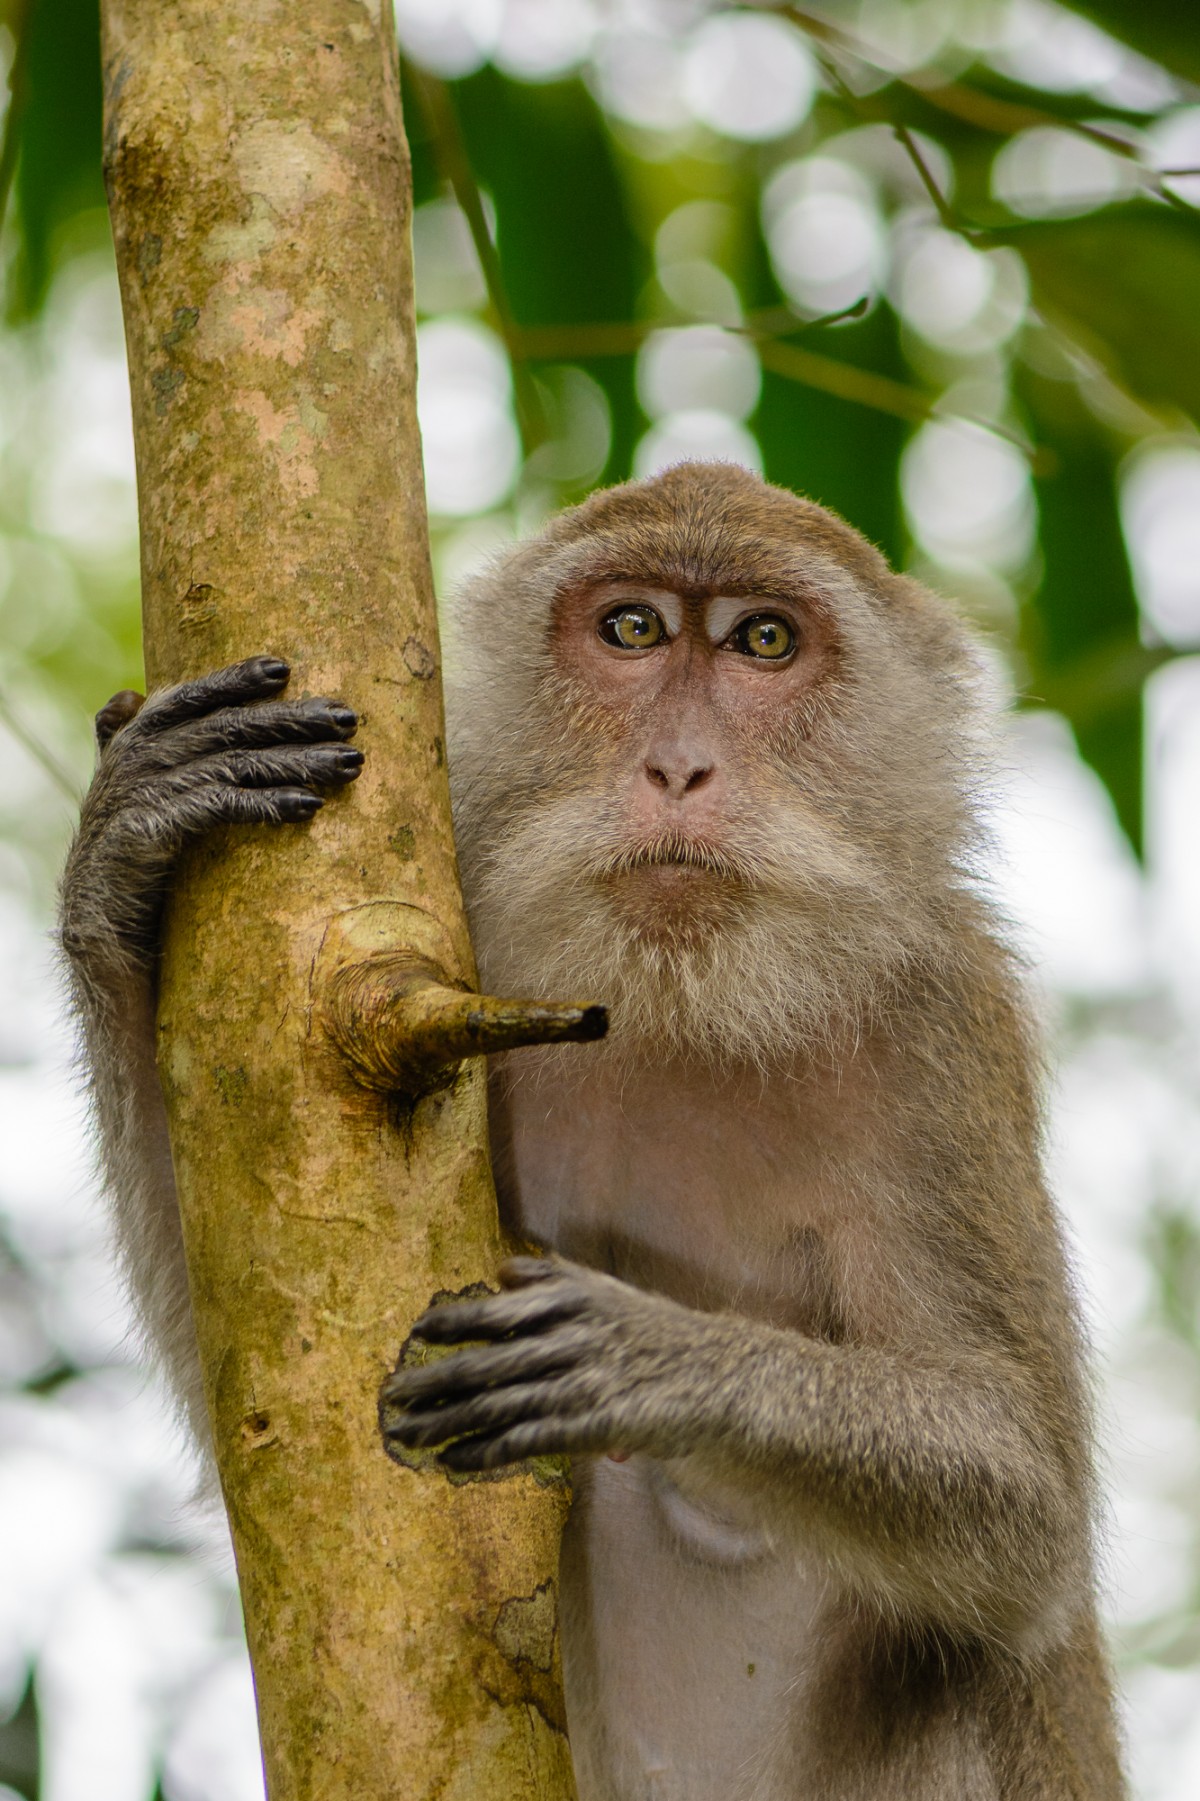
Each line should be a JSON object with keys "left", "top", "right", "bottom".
{"left": 444, "top": 462, "right": 987, "bottom": 1071}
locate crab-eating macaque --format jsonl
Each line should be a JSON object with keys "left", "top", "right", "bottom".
{"left": 59, "top": 463, "right": 1123, "bottom": 1800}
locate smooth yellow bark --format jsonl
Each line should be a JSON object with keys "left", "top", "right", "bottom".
{"left": 100, "top": 2, "right": 575, "bottom": 1794}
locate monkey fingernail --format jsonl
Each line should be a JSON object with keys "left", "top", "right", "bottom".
{"left": 335, "top": 748, "right": 364, "bottom": 774}
{"left": 277, "top": 791, "right": 323, "bottom": 821}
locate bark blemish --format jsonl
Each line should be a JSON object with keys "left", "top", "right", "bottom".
{"left": 404, "top": 637, "right": 437, "bottom": 681}
{"left": 162, "top": 305, "right": 200, "bottom": 348}
{"left": 152, "top": 366, "right": 185, "bottom": 416}
{"left": 137, "top": 233, "right": 162, "bottom": 282}
{"left": 233, "top": 391, "right": 321, "bottom": 498}
{"left": 207, "top": 284, "right": 325, "bottom": 366}
{"left": 202, "top": 198, "right": 279, "bottom": 270}
{"left": 240, "top": 1408, "right": 279, "bottom": 1450}
{"left": 232, "top": 119, "right": 351, "bottom": 218}
{"left": 493, "top": 1581, "right": 558, "bottom": 1675}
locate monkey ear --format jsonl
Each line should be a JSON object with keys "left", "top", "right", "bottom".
{"left": 95, "top": 689, "right": 146, "bottom": 751}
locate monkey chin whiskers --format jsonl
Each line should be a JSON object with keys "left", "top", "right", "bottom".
{"left": 462, "top": 789, "right": 940, "bottom": 1076}
{"left": 602, "top": 834, "right": 749, "bottom": 884}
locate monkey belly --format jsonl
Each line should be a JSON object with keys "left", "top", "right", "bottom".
{"left": 559, "top": 1454, "right": 828, "bottom": 1801}
{"left": 559, "top": 1456, "right": 1006, "bottom": 1801}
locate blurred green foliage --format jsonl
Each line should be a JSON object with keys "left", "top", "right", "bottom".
{"left": 1074, "top": 0, "right": 1200, "bottom": 88}
{"left": 2, "top": 10, "right": 1199, "bottom": 1795}
{"left": 2, "top": 0, "right": 1199, "bottom": 862}
{"left": 1, "top": 0, "right": 105, "bottom": 316}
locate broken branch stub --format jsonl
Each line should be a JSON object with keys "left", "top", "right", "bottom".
{"left": 327, "top": 957, "right": 607, "bottom": 1097}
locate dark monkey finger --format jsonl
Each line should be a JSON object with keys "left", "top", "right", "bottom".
{"left": 410, "top": 1282, "right": 587, "bottom": 1346}
{"left": 382, "top": 1333, "right": 580, "bottom": 1410}
{"left": 436, "top": 1412, "right": 607, "bottom": 1471}
{"left": 386, "top": 1379, "right": 568, "bottom": 1449}
{"left": 174, "top": 743, "right": 364, "bottom": 793}
{"left": 184, "top": 786, "right": 326, "bottom": 830}
{"left": 135, "top": 656, "right": 292, "bottom": 734}
{"left": 498, "top": 1255, "right": 566, "bottom": 1288}
{"left": 144, "top": 696, "right": 359, "bottom": 763}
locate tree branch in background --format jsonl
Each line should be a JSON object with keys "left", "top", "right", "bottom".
{"left": 405, "top": 61, "right": 547, "bottom": 452}
{"left": 779, "top": 2, "right": 1186, "bottom": 208}
{"left": 509, "top": 312, "right": 1049, "bottom": 469}
{"left": 0, "top": 0, "right": 33, "bottom": 246}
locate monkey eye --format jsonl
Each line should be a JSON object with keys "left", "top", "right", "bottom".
{"left": 728, "top": 614, "right": 795, "bottom": 661}
{"left": 599, "top": 605, "right": 667, "bottom": 650}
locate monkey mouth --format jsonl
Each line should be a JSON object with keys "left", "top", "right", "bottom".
{"left": 600, "top": 835, "right": 748, "bottom": 886}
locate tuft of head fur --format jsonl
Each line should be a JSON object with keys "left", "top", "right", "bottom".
{"left": 442, "top": 463, "right": 994, "bottom": 1072}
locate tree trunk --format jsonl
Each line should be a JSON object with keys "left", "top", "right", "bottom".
{"left": 100, "top": 3, "right": 577, "bottom": 1795}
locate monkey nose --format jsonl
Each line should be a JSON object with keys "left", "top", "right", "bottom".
{"left": 643, "top": 758, "right": 715, "bottom": 799}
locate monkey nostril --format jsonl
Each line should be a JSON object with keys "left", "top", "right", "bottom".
{"left": 644, "top": 760, "right": 714, "bottom": 797}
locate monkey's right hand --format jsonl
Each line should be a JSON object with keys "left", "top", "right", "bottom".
{"left": 60, "top": 655, "right": 362, "bottom": 968}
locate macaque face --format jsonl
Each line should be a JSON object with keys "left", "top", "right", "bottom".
{"left": 449, "top": 467, "right": 977, "bottom": 1068}
{"left": 548, "top": 582, "right": 839, "bottom": 940}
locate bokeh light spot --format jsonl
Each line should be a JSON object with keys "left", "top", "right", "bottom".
{"left": 682, "top": 13, "right": 817, "bottom": 143}
{"left": 1121, "top": 443, "right": 1200, "bottom": 647}
{"left": 633, "top": 412, "right": 762, "bottom": 480}
{"left": 416, "top": 319, "right": 520, "bottom": 517}
{"left": 991, "top": 126, "right": 1138, "bottom": 219}
{"left": 637, "top": 328, "right": 760, "bottom": 424}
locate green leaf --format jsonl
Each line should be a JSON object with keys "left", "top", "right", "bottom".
{"left": 1067, "top": 0, "right": 1200, "bottom": 88}
{"left": 1021, "top": 419, "right": 1148, "bottom": 852}
{"left": 6, "top": 0, "right": 106, "bottom": 317}
{"left": 1011, "top": 208, "right": 1200, "bottom": 427}
{"left": 453, "top": 68, "right": 648, "bottom": 483}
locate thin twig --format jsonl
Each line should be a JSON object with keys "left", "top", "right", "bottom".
{"left": 509, "top": 311, "right": 1048, "bottom": 469}
{"left": 0, "top": 0, "right": 34, "bottom": 245}
{"left": 891, "top": 122, "right": 965, "bottom": 235}
{"left": 403, "top": 63, "right": 545, "bottom": 452}
{"left": 509, "top": 298, "right": 866, "bottom": 361}
{"left": 906, "top": 76, "right": 1142, "bottom": 159}
{"left": 779, "top": 1, "right": 1188, "bottom": 211}
{"left": 755, "top": 338, "right": 1051, "bottom": 470}
{"left": 815, "top": 45, "right": 986, "bottom": 243}
{"left": 0, "top": 685, "right": 80, "bottom": 798}
{"left": 780, "top": 4, "right": 1145, "bottom": 154}
{"left": 754, "top": 335, "right": 934, "bottom": 420}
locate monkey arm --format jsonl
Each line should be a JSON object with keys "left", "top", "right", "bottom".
{"left": 58, "top": 656, "right": 363, "bottom": 1439}
{"left": 61, "top": 950, "right": 211, "bottom": 1433}
{"left": 382, "top": 1255, "right": 1084, "bottom": 1650}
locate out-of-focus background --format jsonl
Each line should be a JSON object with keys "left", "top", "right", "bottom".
{"left": 2, "top": 0, "right": 1199, "bottom": 1795}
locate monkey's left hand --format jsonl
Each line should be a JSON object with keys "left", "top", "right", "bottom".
{"left": 381, "top": 1256, "right": 739, "bottom": 1473}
